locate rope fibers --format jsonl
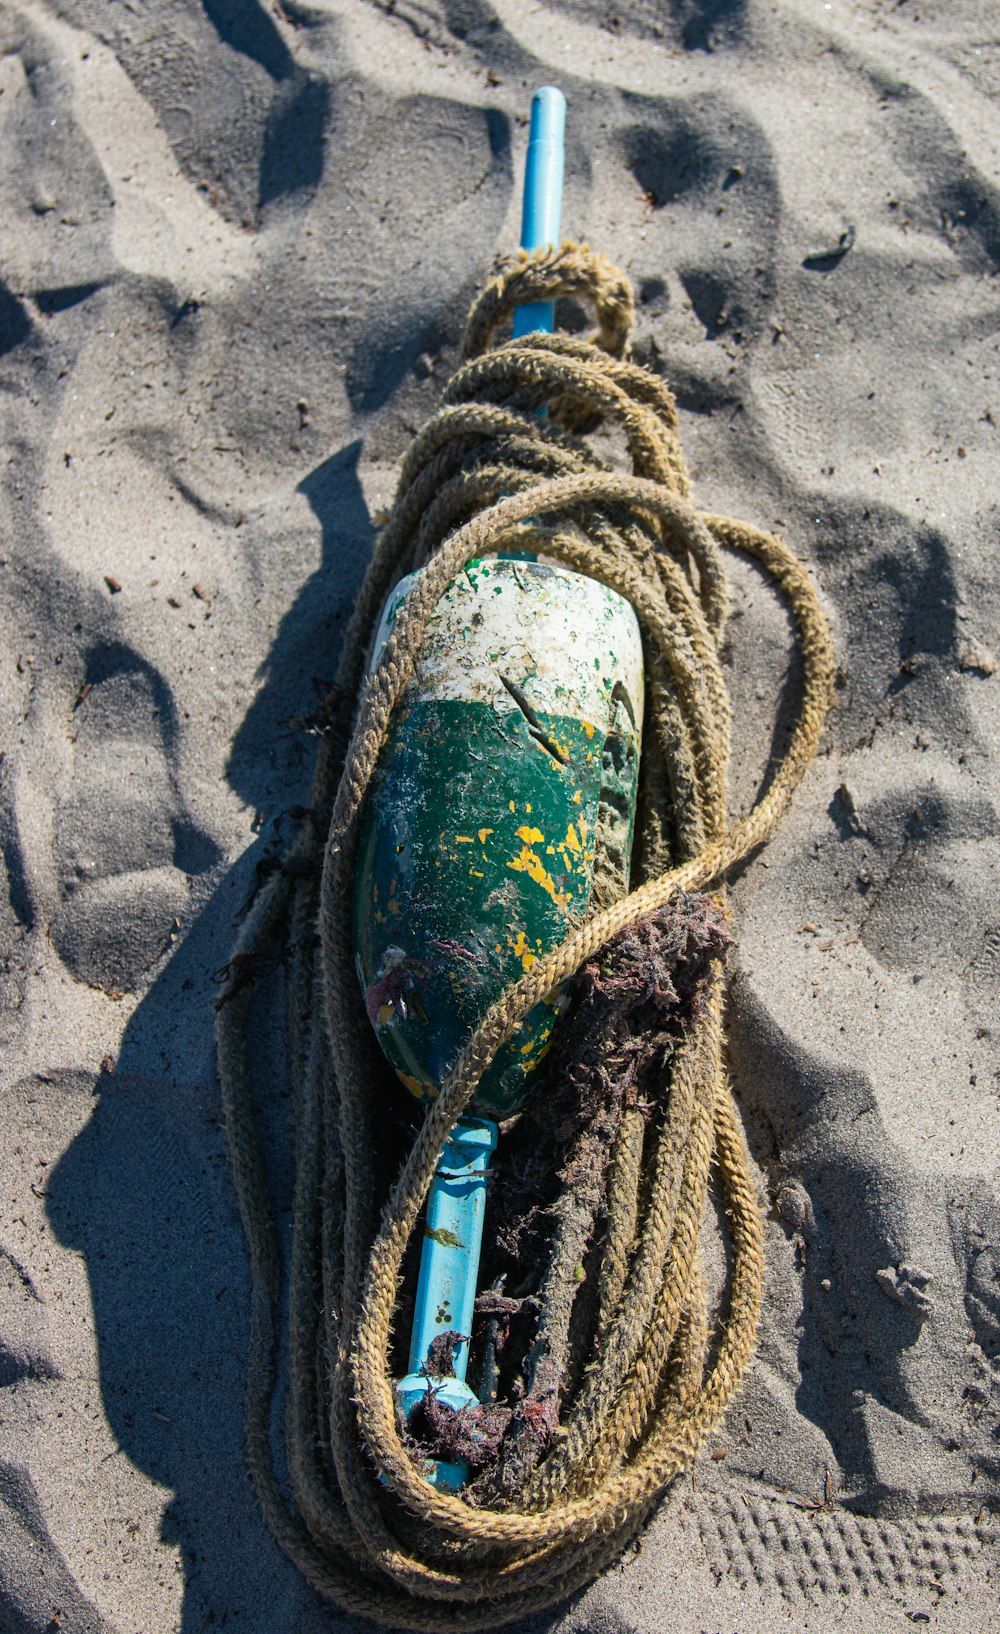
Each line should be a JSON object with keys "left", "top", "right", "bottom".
{"left": 216, "top": 245, "right": 834, "bottom": 1629}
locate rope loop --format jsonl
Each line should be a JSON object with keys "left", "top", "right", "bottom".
{"left": 461, "top": 242, "right": 635, "bottom": 363}
{"left": 216, "top": 246, "right": 835, "bottom": 1628}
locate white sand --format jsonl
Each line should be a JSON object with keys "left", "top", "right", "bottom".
{"left": 0, "top": 0, "right": 997, "bottom": 1629}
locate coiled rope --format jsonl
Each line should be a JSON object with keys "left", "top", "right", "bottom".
{"left": 215, "top": 245, "right": 834, "bottom": 1629}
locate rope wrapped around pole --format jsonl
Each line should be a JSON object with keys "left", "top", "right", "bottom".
{"left": 215, "top": 245, "right": 835, "bottom": 1629}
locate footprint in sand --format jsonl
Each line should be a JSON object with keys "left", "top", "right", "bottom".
{"left": 619, "top": 87, "right": 779, "bottom": 353}
{"left": 50, "top": 642, "right": 220, "bottom": 995}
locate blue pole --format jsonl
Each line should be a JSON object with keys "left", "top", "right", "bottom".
{"left": 512, "top": 86, "right": 566, "bottom": 338}
{"left": 394, "top": 88, "right": 567, "bottom": 1492}
{"left": 404, "top": 1119, "right": 497, "bottom": 1383}
{"left": 395, "top": 1119, "right": 497, "bottom": 1491}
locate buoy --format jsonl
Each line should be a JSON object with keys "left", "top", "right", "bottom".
{"left": 354, "top": 554, "right": 644, "bottom": 1117}
{"left": 215, "top": 83, "right": 836, "bottom": 1618}
{"left": 352, "top": 87, "right": 645, "bottom": 1485}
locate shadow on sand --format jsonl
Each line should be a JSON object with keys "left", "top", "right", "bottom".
{"left": 46, "top": 445, "right": 380, "bottom": 1634}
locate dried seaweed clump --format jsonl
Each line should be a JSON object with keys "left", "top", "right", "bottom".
{"left": 404, "top": 892, "right": 731, "bottom": 1499}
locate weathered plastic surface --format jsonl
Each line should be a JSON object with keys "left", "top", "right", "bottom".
{"left": 353, "top": 553, "right": 644, "bottom": 1120}
{"left": 404, "top": 1117, "right": 497, "bottom": 1384}
{"left": 395, "top": 1116, "right": 497, "bottom": 1490}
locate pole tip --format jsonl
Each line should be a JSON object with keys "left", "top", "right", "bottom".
{"left": 529, "top": 86, "right": 566, "bottom": 144}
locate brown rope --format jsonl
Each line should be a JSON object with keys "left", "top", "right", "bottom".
{"left": 215, "top": 243, "right": 835, "bottom": 1628}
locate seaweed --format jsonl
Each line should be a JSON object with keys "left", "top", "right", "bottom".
{"left": 406, "top": 893, "right": 731, "bottom": 1495}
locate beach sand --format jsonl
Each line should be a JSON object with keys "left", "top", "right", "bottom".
{"left": 0, "top": 0, "right": 997, "bottom": 1629}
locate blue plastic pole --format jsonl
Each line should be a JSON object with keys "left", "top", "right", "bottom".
{"left": 512, "top": 86, "right": 566, "bottom": 338}
{"left": 395, "top": 1119, "right": 497, "bottom": 1490}
{"left": 405, "top": 1120, "right": 497, "bottom": 1383}
{"left": 394, "top": 88, "right": 566, "bottom": 1492}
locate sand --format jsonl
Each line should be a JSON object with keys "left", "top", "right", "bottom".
{"left": 0, "top": 0, "right": 998, "bottom": 1629}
